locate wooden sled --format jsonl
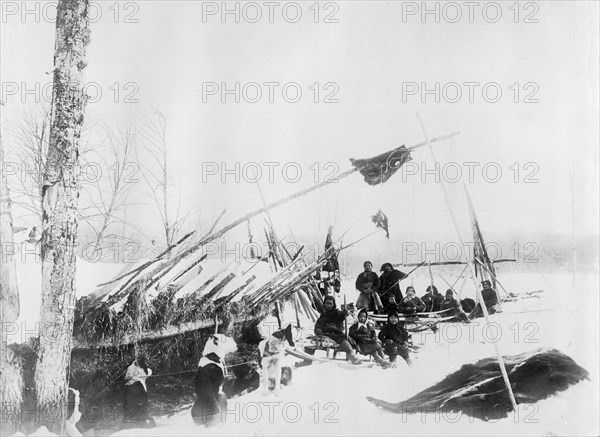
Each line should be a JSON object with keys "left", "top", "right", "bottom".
{"left": 285, "top": 347, "right": 376, "bottom": 369}
{"left": 293, "top": 335, "right": 376, "bottom": 362}
{"left": 302, "top": 334, "right": 343, "bottom": 359}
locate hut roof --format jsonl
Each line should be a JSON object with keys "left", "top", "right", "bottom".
{"left": 73, "top": 235, "right": 326, "bottom": 349}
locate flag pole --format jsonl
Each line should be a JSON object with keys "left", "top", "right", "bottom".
{"left": 122, "top": 133, "right": 460, "bottom": 288}
{"left": 416, "top": 113, "right": 519, "bottom": 413}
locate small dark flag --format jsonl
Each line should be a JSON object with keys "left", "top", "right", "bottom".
{"left": 323, "top": 226, "right": 340, "bottom": 272}
{"left": 372, "top": 210, "right": 390, "bottom": 238}
{"left": 350, "top": 145, "right": 413, "bottom": 185}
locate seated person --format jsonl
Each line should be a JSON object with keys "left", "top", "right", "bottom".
{"left": 378, "top": 311, "right": 412, "bottom": 367}
{"left": 399, "top": 286, "right": 426, "bottom": 314}
{"left": 440, "top": 289, "right": 469, "bottom": 322}
{"left": 349, "top": 309, "right": 391, "bottom": 368}
{"left": 421, "top": 285, "right": 444, "bottom": 312}
{"left": 460, "top": 297, "right": 476, "bottom": 313}
{"left": 383, "top": 294, "right": 400, "bottom": 315}
{"left": 469, "top": 280, "right": 499, "bottom": 319}
{"left": 355, "top": 261, "right": 383, "bottom": 312}
{"left": 305, "top": 295, "right": 360, "bottom": 364}
{"left": 345, "top": 302, "right": 358, "bottom": 325}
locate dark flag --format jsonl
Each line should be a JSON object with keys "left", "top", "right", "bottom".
{"left": 465, "top": 187, "right": 497, "bottom": 289}
{"left": 372, "top": 210, "right": 390, "bottom": 238}
{"left": 322, "top": 225, "right": 339, "bottom": 272}
{"left": 350, "top": 145, "right": 413, "bottom": 185}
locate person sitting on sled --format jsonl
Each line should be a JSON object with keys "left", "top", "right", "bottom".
{"left": 468, "top": 280, "right": 499, "bottom": 319}
{"left": 349, "top": 309, "right": 391, "bottom": 368}
{"left": 304, "top": 295, "right": 361, "bottom": 365}
{"left": 399, "top": 286, "right": 426, "bottom": 314}
{"left": 383, "top": 294, "right": 401, "bottom": 315}
{"left": 440, "top": 289, "right": 469, "bottom": 322}
{"left": 421, "top": 285, "right": 444, "bottom": 312}
{"left": 378, "top": 311, "right": 412, "bottom": 367}
{"left": 355, "top": 261, "right": 384, "bottom": 312}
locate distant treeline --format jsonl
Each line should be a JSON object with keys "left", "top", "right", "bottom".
{"left": 294, "top": 232, "right": 599, "bottom": 277}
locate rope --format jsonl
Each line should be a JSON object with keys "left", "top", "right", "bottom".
{"left": 336, "top": 206, "right": 373, "bottom": 245}
{"left": 89, "top": 368, "right": 128, "bottom": 401}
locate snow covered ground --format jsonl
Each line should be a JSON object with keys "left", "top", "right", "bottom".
{"left": 10, "top": 251, "right": 599, "bottom": 436}
{"left": 107, "top": 269, "right": 598, "bottom": 437}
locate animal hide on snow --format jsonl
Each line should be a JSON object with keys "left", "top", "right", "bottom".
{"left": 367, "top": 348, "right": 589, "bottom": 421}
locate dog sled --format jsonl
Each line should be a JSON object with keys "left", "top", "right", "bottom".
{"left": 367, "top": 309, "right": 458, "bottom": 333}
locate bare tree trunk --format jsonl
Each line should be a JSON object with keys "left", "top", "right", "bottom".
{"left": 35, "top": 0, "right": 90, "bottom": 430}
{"left": 4, "top": 106, "right": 51, "bottom": 224}
{"left": 80, "top": 125, "right": 138, "bottom": 257}
{"left": 0, "top": 134, "right": 23, "bottom": 435}
{"left": 139, "top": 112, "right": 188, "bottom": 253}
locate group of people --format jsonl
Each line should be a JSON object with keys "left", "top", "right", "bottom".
{"left": 302, "top": 261, "right": 502, "bottom": 368}
{"left": 305, "top": 295, "right": 412, "bottom": 368}
{"left": 354, "top": 261, "right": 498, "bottom": 321}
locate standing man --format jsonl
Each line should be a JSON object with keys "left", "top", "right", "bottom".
{"left": 355, "top": 261, "right": 383, "bottom": 312}
{"left": 469, "top": 280, "right": 499, "bottom": 319}
{"left": 379, "top": 263, "right": 408, "bottom": 304}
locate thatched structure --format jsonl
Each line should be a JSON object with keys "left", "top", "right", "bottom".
{"left": 73, "top": 235, "right": 325, "bottom": 349}
{"left": 65, "top": 227, "right": 332, "bottom": 430}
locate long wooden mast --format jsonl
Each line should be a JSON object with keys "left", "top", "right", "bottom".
{"left": 417, "top": 113, "right": 519, "bottom": 413}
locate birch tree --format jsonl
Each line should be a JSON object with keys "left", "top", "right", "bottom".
{"left": 34, "top": 0, "right": 91, "bottom": 428}
{"left": 0, "top": 125, "right": 23, "bottom": 436}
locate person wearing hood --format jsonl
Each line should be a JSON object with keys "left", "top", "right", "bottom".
{"left": 349, "top": 309, "right": 391, "bottom": 368}
{"left": 421, "top": 285, "right": 444, "bottom": 312}
{"left": 378, "top": 311, "right": 412, "bottom": 367}
{"left": 378, "top": 263, "right": 408, "bottom": 303}
{"left": 355, "top": 261, "right": 384, "bottom": 312}
{"left": 399, "top": 286, "right": 426, "bottom": 314}
{"left": 313, "top": 295, "right": 361, "bottom": 364}
{"left": 440, "top": 289, "right": 469, "bottom": 322}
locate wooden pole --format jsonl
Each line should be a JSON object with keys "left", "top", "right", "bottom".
{"left": 159, "top": 168, "right": 358, "bottom": 272}
{"left": 438, "top": 274, "right": 456, "bottom": 294}
{"left": 380, "top": 261, "right": 426, "bottom": 296}
{"left": 474, "top": 258, "right": 511, "bottom": 301}
{"left": 455, "top": 274, "right": 470, "bottom": 299}
{"left": 343, "top": 294, "right": 349, "bottom": 341}
{"left": 203, "top": 209, "right": 227, "bottom": 239}
{"left": 427, "top": 261, "right": 435, "bottom": 291}
{"left": 97, "top": 231, "right": 196, "bottom": 287}
{"left": 102, "top": 133, "right": 461, "bottom": 294}
{"left": 416, "top": 113, "right": 519, "bottom": 413}
{"left": 160, "top": 132, "right": 461, "bottom": 271}
{"left": 452, "top": 263, "right": 469, "bottom": 288}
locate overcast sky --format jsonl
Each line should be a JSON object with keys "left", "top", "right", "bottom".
{"left": 1, "top": 1, "right": 598, "bottom": 252}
